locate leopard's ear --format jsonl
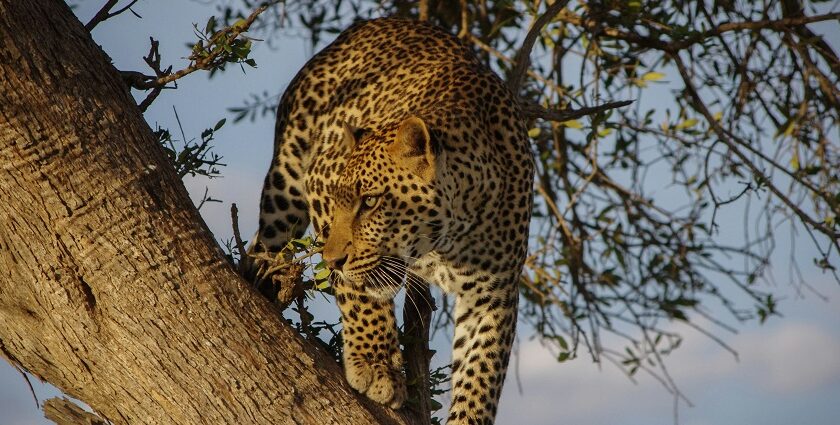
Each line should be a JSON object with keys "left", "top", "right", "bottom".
{"left": 388, "top": 116, "right": 438, "bottom": 182}
{"left": 340, "top": 121, "right": 369, "bottom": 149}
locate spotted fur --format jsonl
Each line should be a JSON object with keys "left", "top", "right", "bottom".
{"left": 254, "top": 18, "right": 534, "bottom": 424}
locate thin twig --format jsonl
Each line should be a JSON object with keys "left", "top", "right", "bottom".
{"left": 0, "top": 341, "right": 38, "bottom": 408}
{"left": 675, "top": 12, "right": 840, "bottom": 50}
{"left": 457, "top": 0, "right": 469, "bottom": 39}
{"left": 231, "top": 203, "right": 249, "bottom": 276}
{"left": 672, "top": 52, "right": 840, "bottom": 240}
{"left": 468, "top": 34, "right": 567, "bottom": 96}
{"left": 18, "top": 367, "right": 38, "bottom": 408}
{"left": 139, "top": 38, "right": 170, "bottom": 111}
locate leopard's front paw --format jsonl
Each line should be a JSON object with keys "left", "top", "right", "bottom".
{"left": 345, "top": 358, "right": 407, "bottom": 409}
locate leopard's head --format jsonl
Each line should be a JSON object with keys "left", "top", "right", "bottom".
{"left": 322, "top": 116, "right": 447, "bottom": 298}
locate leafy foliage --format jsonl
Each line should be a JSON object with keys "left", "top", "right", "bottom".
{"left": 194, "top": 14, "right": 259, "bottom": 77}
{"left": 155, "top": 112, "right": 226, "bottom": 179}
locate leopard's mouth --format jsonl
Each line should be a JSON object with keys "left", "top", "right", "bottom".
{"left": 359, "top": 256, "right": 408, "bottom": 297}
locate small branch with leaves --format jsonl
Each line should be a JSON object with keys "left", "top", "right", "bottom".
{"left": 120, "top": 3, "right": 275, "bottom": 111}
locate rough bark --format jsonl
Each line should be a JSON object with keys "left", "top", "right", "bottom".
{"left": 0, "top": 1, "right": 417, "bottom": 424}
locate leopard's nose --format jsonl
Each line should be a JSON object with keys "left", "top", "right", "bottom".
{"left": 326, "top": 254, "right": 347, "bottom": 270}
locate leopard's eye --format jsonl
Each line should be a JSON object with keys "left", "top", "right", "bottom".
{"left": 361, "top": 195, "right": 379, "bottom": 210}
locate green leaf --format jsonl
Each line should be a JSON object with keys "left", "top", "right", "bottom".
{"left": 233, "top": 18, "right": 248, "bottom": 30}
{"left": 314, "top": 268, "right": 331, "bottom": 281}
{"left": 561, "top": 119, "right": 583, "bottom": 129}
{"left": 205, "top": 16, "right": 216, "bottom": 35}
{"left": 214, "top": 118, "right": 226, "bottom": 131}
{"left": 642, "top": 71, "right": 666, "bottom": 81}
{"left": 676, "top": 118, "right": 698, "bottom": 129}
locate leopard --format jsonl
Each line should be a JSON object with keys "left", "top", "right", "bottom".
{"left": 252, "top": 17, "right": 534, "bottom": 425}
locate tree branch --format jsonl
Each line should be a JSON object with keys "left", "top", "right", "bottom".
{"left": 507, "top": 0, "right": 571, "bottom": 92}
{"left": 521, "top": 99, "right": 633, "bottom": 122}
{"left": 710, "top": 12, "right": 840, "bottom": 36}
{"left": 468, "top": 34, "right": 567, "bottom": 97}
{"left": 231, "top": 203, "right": 250, "bottom": 276}
{"left": 126, "top": 4, "right": 270, "bottom": 91}
{"left": 671, "top": 52, "right": 840, "bottom": 242}
{"left": 85, "top": 0, "right": 139, "bottom": 31}
{"left": 402, "top": 283, "right": 435, "bottom": 425}
{"left": 672, "top": 12, "right": 840, "bottom": 50}
{"left": 555, "top": 9, "right": 840, "bottom": 53}
{"left": 43, "top": 398, "right": 107, "bottom": 425}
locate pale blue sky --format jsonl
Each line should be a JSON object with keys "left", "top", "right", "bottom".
{"left": 2, "top": 2, "right": 839, "bottom": 424}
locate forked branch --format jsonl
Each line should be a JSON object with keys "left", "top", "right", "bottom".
{"left": 85, "top": 0, "right": 139, "bottom": 31}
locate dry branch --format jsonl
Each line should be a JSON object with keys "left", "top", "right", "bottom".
{"left": 43, "top": 398, "right": 106, "bottom": 425}
{"left": 521, "top": 99, "right": 634, "bottom": 122}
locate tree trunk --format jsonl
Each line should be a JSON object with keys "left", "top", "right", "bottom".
{"left": 0, "top": 1, "right": 417, "bottom": 424}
